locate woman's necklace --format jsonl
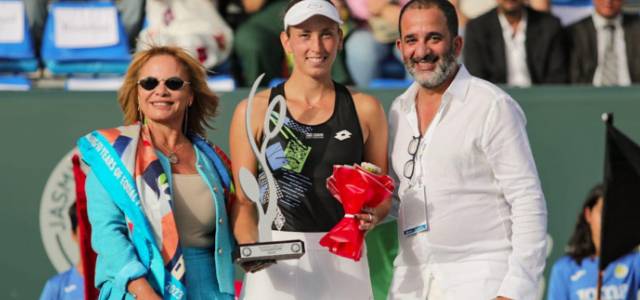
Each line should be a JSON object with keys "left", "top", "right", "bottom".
{"left": 146, "top": 127, "right": 186, "bottom": 164}
{"left": 158, "top": 143, "right": 184, "bottom": 165}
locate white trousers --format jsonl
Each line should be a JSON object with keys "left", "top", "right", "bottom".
{"left": 387, "top": 266, "right": 446, "bottom": 300}
{"left": 426, "top": 274, "right": 445, "bottom": 300}
{"left": 241, "top": 231, "right": 373, "bottom": 300}
{"left": 387, "top": 261, "right": 504, "bottom": 300}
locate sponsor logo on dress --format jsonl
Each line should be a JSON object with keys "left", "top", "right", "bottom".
{"left": 305, "top": 132, "right": 324, "bottom": 139}
{"left": 334, "top": 130, "right": 352, "bottom": 141}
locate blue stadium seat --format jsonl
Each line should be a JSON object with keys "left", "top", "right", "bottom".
{"left": 368, "top": 78, "right": 412, "bottom": 89}
{"left": 379, "top": 54, "right": 406, "bottom": 80}
{"left": 41, "top": 1, "right": 131, "bottom": 75}
{"left": 551, "top": 0, "right": 593, "bottom": 25}
{"left": 0, "top": 75, "right": 31, "bottom": 91}
{"left": 207, "top": 74, "right": 236, "bottom": 92}
{"left": 0, "top": 0, "right": 38, "bottom": 73}
{"left": 368, "top": 52, "right": 409, "bottom": 89}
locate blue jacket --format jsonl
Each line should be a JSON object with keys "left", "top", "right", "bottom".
{"left": 86, "top": 146, "right": 235, "bottom": 300}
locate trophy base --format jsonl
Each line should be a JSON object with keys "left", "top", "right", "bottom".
{"left": 234, "top": 239, "right": 305, "bottom": 263}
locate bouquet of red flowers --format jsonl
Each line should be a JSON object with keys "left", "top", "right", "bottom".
{"left": 319, "top": 163, "right": 395, "bottom": 261}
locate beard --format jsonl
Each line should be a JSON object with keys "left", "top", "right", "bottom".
{"left": 405, "top": 48, "right": 458, "bottom": 89}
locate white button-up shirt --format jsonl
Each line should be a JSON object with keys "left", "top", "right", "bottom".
{"left": 592, "top": 13, "right": 631, "bottom": 86}
{"left": 387, "top": 66, "right": 547, "bottom": 300}
{"left": 498, "top": 11, "right": 533, "bottom": 87}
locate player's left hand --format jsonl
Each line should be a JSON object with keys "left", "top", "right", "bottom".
{"left": 355, "top": 207, "right": 377, "bottom": 231}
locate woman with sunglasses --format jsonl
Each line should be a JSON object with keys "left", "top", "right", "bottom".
{"left": 77, "top": 46, "right": 236, "bottom": 300}
{"left": 547, "top": 184, "right": 640, "bottom": 299}
{"left": 229, "top": 0, "right": 390, "bottom": 299}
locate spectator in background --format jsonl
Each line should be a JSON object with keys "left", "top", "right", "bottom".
{"left": 233, "top": 0, "right": 351, "bottom": 86}
{"left": 39, "top": 203, "right": 84, "bottom": 300}
{"left": 464, "top": 0, "right": 567, "bottom": 86}
{"left": 233, "top": 0, "right": 291, "bottom": 86}
{"left": 343, "top": 0, "right": 408, "bottom": 87}
{"left": 455, "top": 0, "right": 495, "bottom": 32}
{"left": 114, "top": 0, "right": 146, "bottom": 50}
{"left": 455, "top": 0, "right": 550, "bottom": 32}
{"left": 547, "top": 184, "right": 640, "bottom": 299}
{"left": 23, "top": 0, "right": 48, "bottom": 59}
{"left": 567, "top": 0, "right": 640, "bottom": 86}
{"left": 528, "top": 0, "right": 550, "bottom": 11}
{"left": 137, "top": 0, "right": 234, "bottom": 70}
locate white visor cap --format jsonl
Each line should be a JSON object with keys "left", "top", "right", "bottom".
{"left": 283, "top": 0, "right": 343, "bottom": 30}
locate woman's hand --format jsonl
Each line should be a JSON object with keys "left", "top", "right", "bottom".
{"left": 355, "top": 207, "right": 378, "bottom": 231}
{"left": 128, "top": 278, "right": 162, "bottom": 300}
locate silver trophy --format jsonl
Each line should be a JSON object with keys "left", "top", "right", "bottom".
{"left": 234, "top": 74, "right": 305, "bottom": 264}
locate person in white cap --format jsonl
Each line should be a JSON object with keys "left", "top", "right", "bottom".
{"left": 229, "top": 0, "right": 391, "bottom": 299}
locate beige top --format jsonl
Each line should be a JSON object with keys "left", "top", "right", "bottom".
{"left": 172, "top": 173, "right": 216, "bottom": 248}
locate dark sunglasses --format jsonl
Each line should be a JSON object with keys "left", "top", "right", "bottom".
{"left": 137, "top": 76, "right": 190, "bottom": 91}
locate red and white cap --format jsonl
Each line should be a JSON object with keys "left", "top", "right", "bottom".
{"left": 283, "top": 0, "right": 343, "bottom": 29}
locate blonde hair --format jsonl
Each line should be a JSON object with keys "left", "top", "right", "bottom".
{"left": 118, "top": 45, "right": 218, "bottom": 136}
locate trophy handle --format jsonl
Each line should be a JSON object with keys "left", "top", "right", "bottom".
{"left": 244, "top": 73, "right": 265, "bottom": 159}
{"left": 243, "top": 74, "right": 287, "bottom": 242}
{"left": 239, "top": 167, "right": 271, "bottom": 242}
{"left": 239, "top": 167, "right": 260, "bottom": 205}
{"left": 260, "top": 96, "right": 286, "bottom": 230}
